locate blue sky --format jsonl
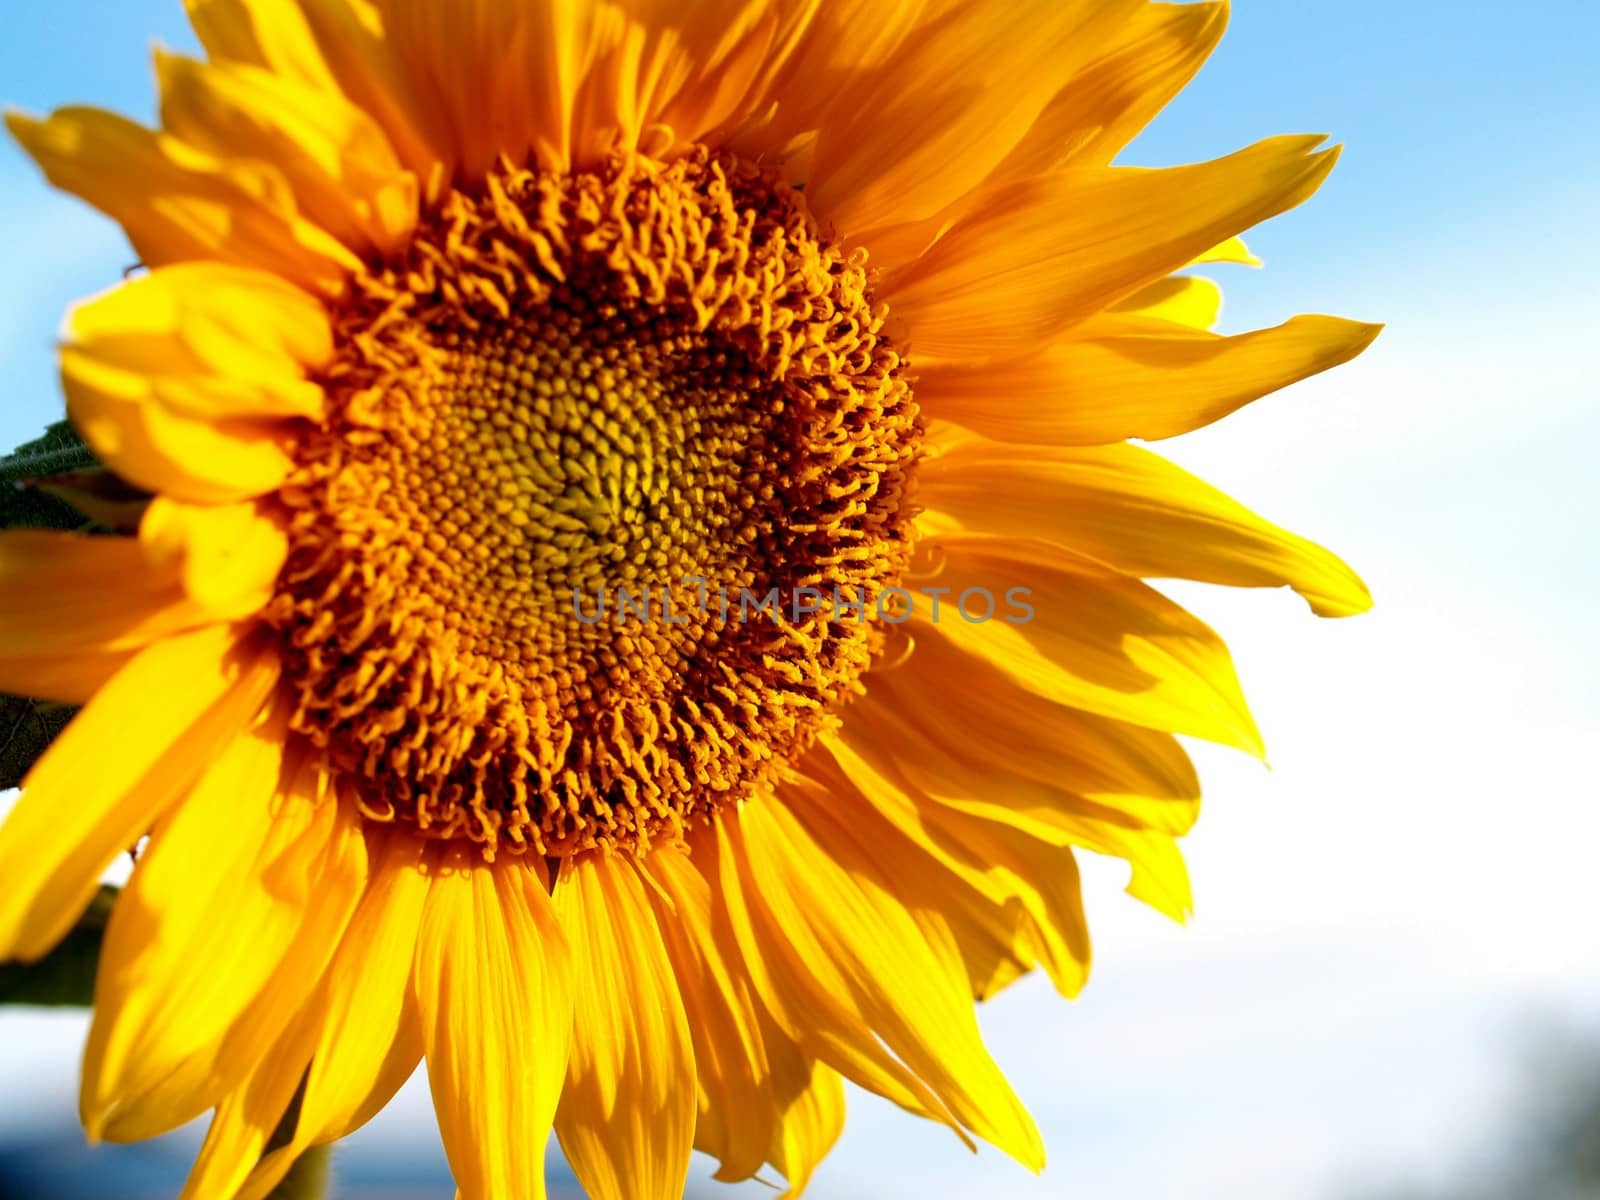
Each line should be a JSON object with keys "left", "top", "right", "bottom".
{"left": 2, "top": 3, "right": 1598, "bottom": 1198}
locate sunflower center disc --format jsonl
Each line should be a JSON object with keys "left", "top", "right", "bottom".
{"left": 263, "top": 150, "right": 921, "bottom": 859}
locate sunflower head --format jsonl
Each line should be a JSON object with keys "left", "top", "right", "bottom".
{"left": 264, "top": 147, "right": 920, "bottom": 859}
{"left": 0, "top": 2, "right": 1377, "bottom": 1199}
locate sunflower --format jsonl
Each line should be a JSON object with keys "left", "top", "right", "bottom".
{"left": 0, "top": 1, "right": 1377, "bottom": 1196}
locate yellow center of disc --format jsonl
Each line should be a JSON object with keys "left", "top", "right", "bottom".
{"left": 264, "top": 150, "right": 921, "bottom": 859}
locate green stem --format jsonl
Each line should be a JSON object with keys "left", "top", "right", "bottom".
{"left": 266, "top": 1145, "right": 332, "bottom": 1200}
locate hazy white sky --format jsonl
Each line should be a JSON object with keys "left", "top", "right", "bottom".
{"left": 2, "top": 2, "right": 1598, "bottom": 1198}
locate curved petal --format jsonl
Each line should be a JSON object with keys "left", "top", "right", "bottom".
{"left": 65, "top": 261, "right": 331, "bottom": 419}
{"left": 273, "top": 830, "right": 428, "bottom": 1147}
{"left": 554, "top": 852, "right": 697, "bottom": 1200}
{"left": 187, "top": 0, "right": 438, "bottom": 179}
{"left": 722, "top": 0, "right": 923, "bottom": 162}
{"left": 911, "top": 535, "right": 1263, "bottom": 754}
{"left": 63, "top": 356, "right": 296, "bottom": 505}
{"left": 83, "top": 740, "right": 368, "bottom": 1142}
{"left": 573, "top": 0, "right": 799, "bottom": 164}
{"left": 919, "top": 440, "right": 1373, "bottom": 616}
{"left": 0, "top": 531, "right": 235, "bottom": 701}
{"left": 757, "top": 794, "right": 1045, "bottom": 1166}
{"left": 138, "top": 498, "right": 287, "bottom": 616}
{"left": 415, "top": 849, "right": 571, "bottom": 1200}
{"left": 827, "top": 699, "right": 1190, "bottom": 927}
{"left": 185, "top": 0, "right": 342, "bottom": 92}
{"left": 378, "top": 0, "right": 579, "bottom": 180}
{"left": 1192, "top": 234, "right": 1262, "bottom": 268}
{"left": 804, "top": 0, "right": 1140, "bottom": 236}
{"left": 0, "top": 624, "right": 277, "bottom": 962}
{"left": 881, "top": 136, "right": 1339, "bottom": 359}
{"left": 991, "top": 1, "right": 1228, "bottom": 178}
{"left": 1110, "top": 275, "right": 1224, "bottom": 330}
{"left": 155, "top": 51, "right": 417, "bottom": 255}
{"left": 185, "top": 831, "right": 428, "bottom": 1200}
{"left": 0, "top": 648, "right": 136, "bottom": 706}
{"left": 178, "top": 1012, "right": 320, "bottom": 1200}
{"left": 61, "top": 263, "right": 331, "bottom": 503}
{"left": 655, "top": 8, "right": 798, "bottom": 155}
{"left": 914, "top": 315, "right": 1381, "bottom": 445}
{"left": 764, "top": 1038, "right": 846, "bottom": 1199}
{"left": 859, "top": 628, "right": 1201, "bottom": 832}
{"left": 6, "top": 108, "right": 358, "bottom": 295}
{"left": 714, "top": 797, "right": 1043, "bottom": 1166}
{"left": 700, "top": 813, "right": 965, "bottom": 1136}
{"left": 798, "top": 745, "right": 1087, "bottom": 999}
{"left": 64, "top": 362, "right": 295, "bottom": 505}
{"left": 858, "top": 1, "right": 1229, "bottom": 268}
{"left": 643, "top": 847, "right": 775, "bottom": 1185}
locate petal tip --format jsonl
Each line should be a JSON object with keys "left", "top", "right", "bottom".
{"left": 3, "top": 109, "right": 45, "bottom": 148}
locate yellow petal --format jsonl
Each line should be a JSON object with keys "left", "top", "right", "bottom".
{"left": 1111, "top": 275, "right": 1224, "bottom": 330}
{"left": 751, "top": 794, "right": 1045, "bottom": 1167}
{"left": 765, "top": 1040, "right": 846, "bottom": 1199}
{"left": 6, "top": 108, "right": 358, "bottom": 295}
{"left": 921, "top": 802, "right": 1105, "bottom": 982}
{"left": 673, "top": 10, "right": 798, "bottom": 150}
{"left": 0, "top": 624, "right": 277, "bottom": 962}
{"left": 155, "top": 50, "right": 417, "bottom": 254}
{"left": 138, "top": 498, "right": 287, "bottom": 615}
{"left": 589, "top": 0, "right": 795, "bottom": 162}
{"left": 179, "top": 1010, "right": 321, "bottom": 1200}
{"left": 185, "top": 0, "right": 438, "bottom": 178}
{"left": 724, "top": 0, "right": 924, "bottom": 163}
{"left": 828, "top": 700, "right": 1191, "bottom": 928}
{"left": 643, "top": 847, "right": 774, "bottom": 1185}
{"left": 805, "top": 0, "right": 1140, "bottom": 236}
{"left": 83, "top": 742, "right": 368, "bottom": 1142}
{"left": 554, "top": 852, "right": 697, "bottom": 1200}
{"left": 800, "top": 744, "right": 1089, "bottom": 1000}
{"left": 914, "top": 315, "right": 1381, "bottom": 445}
{"left": 701, "top": 813, "right": 965, "bottom": 1136}
{"left": 61, "top": 262, "right": 332, "bottom": 503}
{"left": 913, "top": 535, "right": 1263, "bottom": 754}
{"left": 843, "top": 3, "right": 1231, "bottom": 271}
{"left": 920, "top": 439, "right": 1372, "bottom": 617}
{"left": 188, "top": 830, "right": 428, "bottom": 1200}
{"left": 859, "top": 629, "right": 1200, "bottom": 832}
{"left": 379, "top": 0, "right": 577, "bottom": 180}
{"left": 64, "top": 261, "right": 331, "bottom": 420}
{"left": 185, "top": 0, "right": 341, "bottom": 93}
{"left": 0, "top": 531, "right": 230, "bottom": 696}
{"left": 949, "top": 786, "right": 1192, "bottom": 924}
{"left": 1192, "top": 234, "right": 1262, "bottom": 268}
{"left": 0, "top": 648, "right": 136, "bottom": 705}
{"left": 282, "top": 830, "right": 428, "bottom": 1144}
{"left": 882, "top": 136, "right": 1339, "bottom": 359}
{"left": 991, "top": 1, "right": 1228, "bottom": 177}
{"left": 415, "top": 849, "right": 571, "bottom": 1200}
{"left": 64, "top": 352, "right": 296, "bottom": 505}
{"left": 380, "top": 0, "right": 786, "bottom": 176}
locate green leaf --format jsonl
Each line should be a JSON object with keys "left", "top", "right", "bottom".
{"left": 0, "top": 884, "right": 116, "bottom": 1006}
{"left": 0, "top": 419, "right": 102, "bottom": 532}
{"left": 0, "top": 475, "right": 91, "bottom": 531}
{"left": 39, "top": 468, "right": 150, "bottom": 531}
{"left": 0, "top": 420, "right": 97, "bottom": 483}
{"left": 0, "top": 694, "right": 76, "bottom": 791}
